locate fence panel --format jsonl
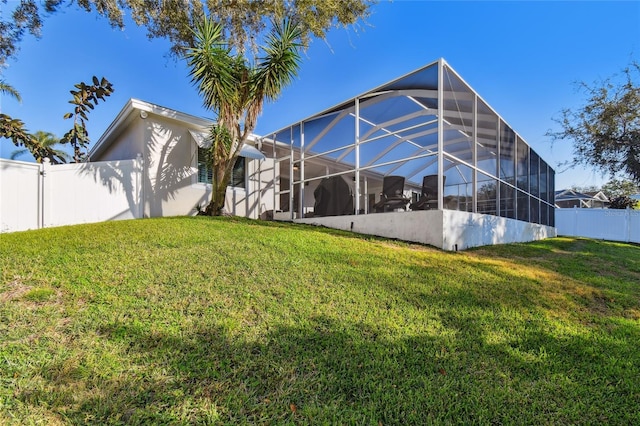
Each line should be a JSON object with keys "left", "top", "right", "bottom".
{"left": 1, "top": 157, "right": 142, "bottom": 233}
{"left": 555, "top": 208, "right": 640, "bottom": 244}
{"left": 44, "top": 158, "right": 142, "bottom": 228}
{"left": 0, "top": 159, "right": 41, "bottom": 232}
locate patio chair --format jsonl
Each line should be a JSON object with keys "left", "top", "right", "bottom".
{"left": 409, "top": 175, "right": 445, "bottom": 210}
{"left": 373, "top": 175, "right": 410, "bottom": 213}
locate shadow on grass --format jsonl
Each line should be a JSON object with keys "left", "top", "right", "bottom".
{"left": 24, "top": 310, "right": 640, "bottom": 425}
{"left": 8, "top": 220, "right": 639, "bottom": 424}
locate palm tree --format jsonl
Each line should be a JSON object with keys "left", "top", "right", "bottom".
{"left": 186, "top": 17, "right": 302, "bottom": 215}
{"left": 10, "top": 131, "right": 70, "bottom": 164}
{"left": 0, "top": 80, "right": 21, "bottom": 104}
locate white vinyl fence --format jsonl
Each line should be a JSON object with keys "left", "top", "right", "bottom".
{"left": 1, "top": 156, "right": 143, "bottom": 233}
{"left": 555, "top": 208, "right": 640, "bottom": 244}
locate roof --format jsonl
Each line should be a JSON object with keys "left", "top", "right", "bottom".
{"left": 584, "top": 191, "right": 609, "bottom": 201}
{"left": 554, "top": 189, "right": 608, "bottom": 202}
{"left": 90, "top": 98, "right": 213, "bottom": 159}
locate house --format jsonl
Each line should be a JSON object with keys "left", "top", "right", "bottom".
{"left": 90, "top": 58, "right": 556, "bottom": 250}
{"left": 554, "top": 189, "right": 609, "bottom": 208}
{"left": 90, "top": 99, "right": 275, "bottom": 219}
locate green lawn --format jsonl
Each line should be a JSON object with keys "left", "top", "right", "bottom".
{"left": 1, "top": 217, "right": 639, "bottom": 425}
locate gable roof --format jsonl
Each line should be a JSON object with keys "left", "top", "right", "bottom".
{"left": 583, "top": 191, "right": 609, "bottom": 201}
{"left": 554, "top": 189, "right": 607, "bottom": 202}
{"left": 90, "top": 98, "right": 213, "bottom": 159}
{"left": 90, "top": 98, "right": 271, "bottom": 163}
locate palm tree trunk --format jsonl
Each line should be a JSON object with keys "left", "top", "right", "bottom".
{"left": 206, "top": 156, "right": 235, "bottom": 216}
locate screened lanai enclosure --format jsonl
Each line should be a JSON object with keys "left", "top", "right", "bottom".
{"left": 264, "top": 59, "right": 556, "bottom": 250}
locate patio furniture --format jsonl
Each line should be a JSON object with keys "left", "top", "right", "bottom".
{"left": 409, "top": 175, "right": 445, "bottom": 210}
{"left": 373, "top": 175, "right": 410, "bottom": 213}
{"left": 314, "top": 176, "right": 354, "bottom": 217}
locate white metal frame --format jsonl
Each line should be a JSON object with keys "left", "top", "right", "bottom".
{"left": 266, "top": 59, "right": 556, "bottom": 226}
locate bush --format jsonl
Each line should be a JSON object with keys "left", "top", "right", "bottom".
{"left": 609, "top": 196, "right": 639, "bottom": 209}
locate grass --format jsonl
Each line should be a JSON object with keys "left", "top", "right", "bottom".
{"left": 1, "top": 216, "right": 639, "bottom": 425}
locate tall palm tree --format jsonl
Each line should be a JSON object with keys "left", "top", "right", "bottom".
{"left": 10, "top": 131, "right": 70, "bottom": 164}
{"left": 186, "top": 17, "right": 302, "bottom": 215}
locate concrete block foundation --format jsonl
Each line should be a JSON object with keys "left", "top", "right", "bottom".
{"left": 294, "top": 210, "right": 556, "bottom": 251}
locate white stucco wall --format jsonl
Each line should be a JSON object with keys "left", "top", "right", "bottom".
{"left": 295, "top": 209, "right": 556, "bottom": 251}
{"left": 246, "top": 157, "right": 276, "bottom": 219}
{"left": 441, "top": 210, "right": 556, "bottom": 251}
{"left": 93, "top": 109, "right": 274, "bottom": 220}
{"left": 141, "top": 117, "right": 202, "bottom": 217}
{"left": 96, "top": 118, "right": 145, "bottom": 161}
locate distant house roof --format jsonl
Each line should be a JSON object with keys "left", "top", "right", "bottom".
{"left": 555, "top": 189, "right": 593, "bottom": 201}
{"left": 554, "top": 189, "right": 609, "bottom": 208}
{"left": 583, "top": 191, "right": 609, "bottom": 201}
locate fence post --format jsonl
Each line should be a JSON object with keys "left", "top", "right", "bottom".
{"left": 0, "top": 161, "right": 3, "bottom": 232}
{"left": 627, "top": 207, "right": 631, "bottom": 243}
{"left": 40, "top": 158, "right": 51, "bottom": 229}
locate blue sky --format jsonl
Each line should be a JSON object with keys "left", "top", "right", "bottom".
{"left": 1, "top": 0, "right": 639, "bottom": 190}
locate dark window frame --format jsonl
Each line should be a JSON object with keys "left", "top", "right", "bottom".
{"left": 197, "top": 147, "right": 246, "bottom": 189}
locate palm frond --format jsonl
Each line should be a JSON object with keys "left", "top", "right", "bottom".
{"left": 0, "top": 80, "right": 22, "bottom": 103}
{"left": 254, "top": 19, "right": 303, "bottom": 102}
{"left": 10, "top": 130, "right": 70, "bottom": 163}
{"left": 185, "top": 17, "right": 239, "bottom": 112}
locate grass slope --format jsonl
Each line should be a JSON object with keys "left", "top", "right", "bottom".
{"left": 1, "top": 217, "right": 639, "bottom": 425}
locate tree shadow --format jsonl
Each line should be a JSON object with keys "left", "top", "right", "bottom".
{"left": 21, "top": 307, "right": 640, "bottom": 425}
{"left": 79, "top": 122, "right": 208, "bottom": 219}
{"left": 74, "top": 159, "right": 142, "bottom": 220}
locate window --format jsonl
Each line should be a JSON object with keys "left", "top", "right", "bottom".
{"left": 197, "top": 148, "right": 212, "bottom": 184}
{"left": 230, "top": 157, "right": 245, "bottom": 188}
{"left": 197, "top": 147, "right": 246, "bottom": 189}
